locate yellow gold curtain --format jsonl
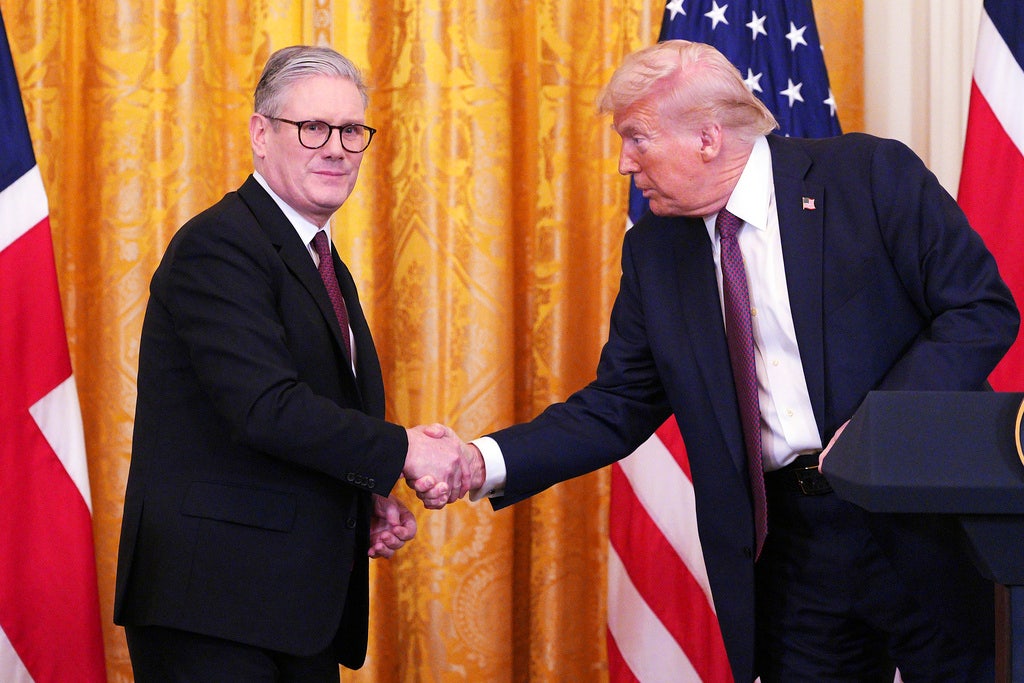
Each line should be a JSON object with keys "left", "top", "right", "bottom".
{"left": 3, "top": 0, "right": 860, "bottom": 680}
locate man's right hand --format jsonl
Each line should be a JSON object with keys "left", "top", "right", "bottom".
{"left": 403, "top": 424, "right": 465, "bottom": 509}
{"left": 402, "top": 424, "right": 485, "bottom": 509}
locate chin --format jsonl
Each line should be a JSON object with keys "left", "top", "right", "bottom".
{"left": 647, "top": 201, "right": 670, "bottom": 216}
{"left": 318, "top": 185, "right": 354, "bottom": 207}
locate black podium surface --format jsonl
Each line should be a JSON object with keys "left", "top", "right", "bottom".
{"left": 822, "top": 391, "right": 1024, "bottom": 514}
{"left": 821, "top": 391, "right": 1024, "bottom": 681}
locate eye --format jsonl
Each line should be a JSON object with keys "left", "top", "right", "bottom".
{"left": 302, "top": 121, "right": 328, "bottom": 134}
{"left": 623, "top": 134, "right": 648, "bottom": 153}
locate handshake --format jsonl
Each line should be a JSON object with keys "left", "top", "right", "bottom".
{"left": 401, "top": 424, "right": 486, "bottom": 509}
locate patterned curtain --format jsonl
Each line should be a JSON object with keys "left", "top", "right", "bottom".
{"left": 3, "top": 0, "right": 860, "bottom": 680}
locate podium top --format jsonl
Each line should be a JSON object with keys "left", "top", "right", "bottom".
{"left": 821, "top": 391, "right": 1024, "bottom": 514}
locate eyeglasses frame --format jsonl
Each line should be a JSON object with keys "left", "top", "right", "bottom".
{"left": 265, "top": 116, "right": 377, "bottom": 153}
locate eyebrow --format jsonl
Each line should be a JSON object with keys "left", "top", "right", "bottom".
{"left": 616, "top": 121, "right": 645, "bottom": 137}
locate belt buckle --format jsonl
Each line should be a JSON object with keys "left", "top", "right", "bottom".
{"left": 794, "top": 465, "right": 832, "bottom": 495}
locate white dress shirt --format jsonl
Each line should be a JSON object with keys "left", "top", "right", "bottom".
{"left": 704, "top": 136, "right": 821, "bottom": 471}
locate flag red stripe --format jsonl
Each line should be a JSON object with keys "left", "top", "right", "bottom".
{"left": 0, "top": 220, "right": 106, "bottom": 680}
{"left": 610, "top": 463, "right": 732, "bottom": 683}
{"left": 654, "top": 416, "right": 690, "bottom": 479}
{"left": 606, "top": 632, "right": 640, "bottom": 683}
{"left": 957, "top": 81, "right": 1024, "bottom": 391}
{"left": 0, "top": 219, "right": 71, "bottom": 403}
{"left": 0, "top": 421, "right": 104, "bottom": 680}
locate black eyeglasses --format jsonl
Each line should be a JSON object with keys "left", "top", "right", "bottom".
{"left": 266, "top": 117, "right": 377, "bottom": 153}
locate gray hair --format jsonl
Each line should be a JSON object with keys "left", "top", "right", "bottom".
{"left": 254, "top": 45, "right": 369, "bottom": 116}
{"left": 598, "top": 40, "right": 777, "bottom": 139}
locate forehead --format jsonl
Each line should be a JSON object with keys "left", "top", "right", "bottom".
{"left": 281, "top": 75, "right": 365, "bottom": 119}
{"left": 613, "top": 97, "right": 663, "bottom": 135}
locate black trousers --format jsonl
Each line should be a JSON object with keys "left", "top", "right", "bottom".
{"left": 754, "top": 457, "right": 994, "bottom": 682}
{"left": 125, "top": 624, "right": 340, "bottom": 683}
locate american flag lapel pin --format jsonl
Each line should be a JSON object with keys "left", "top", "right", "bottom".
{"left": 802, "top": 196, "right": 816, "bottom": 210}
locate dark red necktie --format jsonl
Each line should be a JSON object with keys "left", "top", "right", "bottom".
{"left": 717, "top": 208, "right": 768, "bottom": 558}
{"left": 311, "top": 230, "right": 352, "bottom": 362}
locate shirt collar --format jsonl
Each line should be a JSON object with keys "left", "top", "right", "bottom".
{"left": 704, "top": 135, "right": 773, "bottom": 235}
{"left": 252, "top": 171, "right": 330, "bottom": 248}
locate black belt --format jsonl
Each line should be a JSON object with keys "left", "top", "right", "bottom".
{"left": 764, "top": 451, "right": 832, "bottom": 495}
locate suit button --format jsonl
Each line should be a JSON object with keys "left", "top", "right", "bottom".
{"left": 367, "top": 478, "right": 375, "bottom": 488}
{"left": 347, "top": 473, "right": 355, "bottom": 482}
{"left": 346, "top": 518, "right": 357, "bottom": 529}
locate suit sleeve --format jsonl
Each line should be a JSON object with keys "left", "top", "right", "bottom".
{"left": 149, "top": 205, "right": 406, "bottom": 494}
{"left": 866, "top": 137, "right": 1019, "bottom": 391}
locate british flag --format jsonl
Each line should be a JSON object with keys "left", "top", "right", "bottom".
{"left": 0, "top": 9, "right": 106, "bottom": 682}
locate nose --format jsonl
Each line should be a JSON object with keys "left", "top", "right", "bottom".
{"left": 322, "top": 128, "right": 348, "bottom": 156}
{"left": 618, "top": 148, "right": 639, "bottom": 176}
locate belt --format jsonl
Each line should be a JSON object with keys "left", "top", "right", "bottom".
{"left": 764, "top": 451, "right": 832, "bottom": 496}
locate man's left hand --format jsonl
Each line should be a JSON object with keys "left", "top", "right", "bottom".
{"left": 368, "top": 493, "right": 417, "bottom": 559}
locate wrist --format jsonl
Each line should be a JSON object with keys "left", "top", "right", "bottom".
{"left": 467, "top": 443, "right": 486, "bottom": 490}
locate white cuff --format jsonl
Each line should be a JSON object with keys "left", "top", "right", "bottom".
{"left": 468, "top": 436, "right": 507, "bottom": 501}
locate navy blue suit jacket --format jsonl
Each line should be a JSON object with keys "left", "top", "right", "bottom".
{"left": 114, "top": 176, "right": 407, "bottom": 667}
{"left": 487, "top": 133, "right": 1019, "bottom": 680}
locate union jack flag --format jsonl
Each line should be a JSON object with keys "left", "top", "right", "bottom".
{"left": 0, "top": 9, "right": 106, "bottom": 682}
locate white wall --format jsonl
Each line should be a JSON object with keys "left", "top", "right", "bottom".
{"left": 862, "top": 0, "right": 983, "bottom": 196}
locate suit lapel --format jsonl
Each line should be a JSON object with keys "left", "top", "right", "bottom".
{"left": 332, "top": 253, "right": 387, "bottom": 418}
{"left": 669, "top": 216, "right": 750, "bottom": 479}
{"left": 236, "top": 177, "right": 365, "bottom": 403}
{"left": 767, "top": 136, "right": 826, "bottom": 436}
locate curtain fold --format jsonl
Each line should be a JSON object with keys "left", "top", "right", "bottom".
{"left": 3, "top": 0, "right": 859, "bottom": 680}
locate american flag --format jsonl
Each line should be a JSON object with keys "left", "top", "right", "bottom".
{"left": 957, "top": 0, "right": 1024, "bottom": 391}
{"left": 608, "top": 2, "right": 840, "bottom": 681}
{"left": 0, "top": 9, "right": 107, "bottom": 682}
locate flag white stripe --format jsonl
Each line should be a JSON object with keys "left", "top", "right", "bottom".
{"left": 0, "top": 626, "right": 34, "bottom": 683}
{"left": 0, "top": 165, "right": 48, "bottom": 253}
{"left": 618, "top": 435, "right": 715, "bottom": 609}
{"left": 29, "top": 375, "right": 92, "bottom": 512}
{"left": 607, "top": 546, "right": 702, "bottom": 683}
{"left": 973, "top": 9, "right": 1024, "bottom": 155}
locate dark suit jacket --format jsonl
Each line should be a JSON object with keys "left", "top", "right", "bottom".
{"left": 487, "top": 133, "right": 1019, "bottom": 681}
{"left": 114, "top": 176, "right": 407, "bottom": 668}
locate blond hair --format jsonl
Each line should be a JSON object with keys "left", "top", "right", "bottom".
{"left": 598, "top": 40, "right": 777, "bottom": 139}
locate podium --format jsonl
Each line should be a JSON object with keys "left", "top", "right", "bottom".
{"left": 821, "top": 391, "right": 1024, "bottom": 682}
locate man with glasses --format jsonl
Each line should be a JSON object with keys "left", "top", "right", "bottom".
{"left": 114, "top": 45, "right": 466, "bottom": 681}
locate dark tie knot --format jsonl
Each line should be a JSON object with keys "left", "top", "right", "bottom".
{"left": 716, "top": 208, "right": 742, "bottom": 240}
{"left": 716, "top": 208, "right": 741, "bottom": 240}
{"left": 311, "top": 230, "right": 332, "bottom": 260}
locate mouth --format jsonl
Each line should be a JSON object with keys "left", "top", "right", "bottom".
{"left": 314, "top": 168, "right": 348, "bottom": 177}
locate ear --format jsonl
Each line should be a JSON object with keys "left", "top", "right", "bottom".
{"left": 250, "top": 113, "right": 268, "bottom": 158}
{"left": 698, "top": 122, "right": 723, "bottom": 161}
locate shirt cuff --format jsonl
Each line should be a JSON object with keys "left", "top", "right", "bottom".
{"left": 468, "top": 436, "right": 507, "bottom": 501}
